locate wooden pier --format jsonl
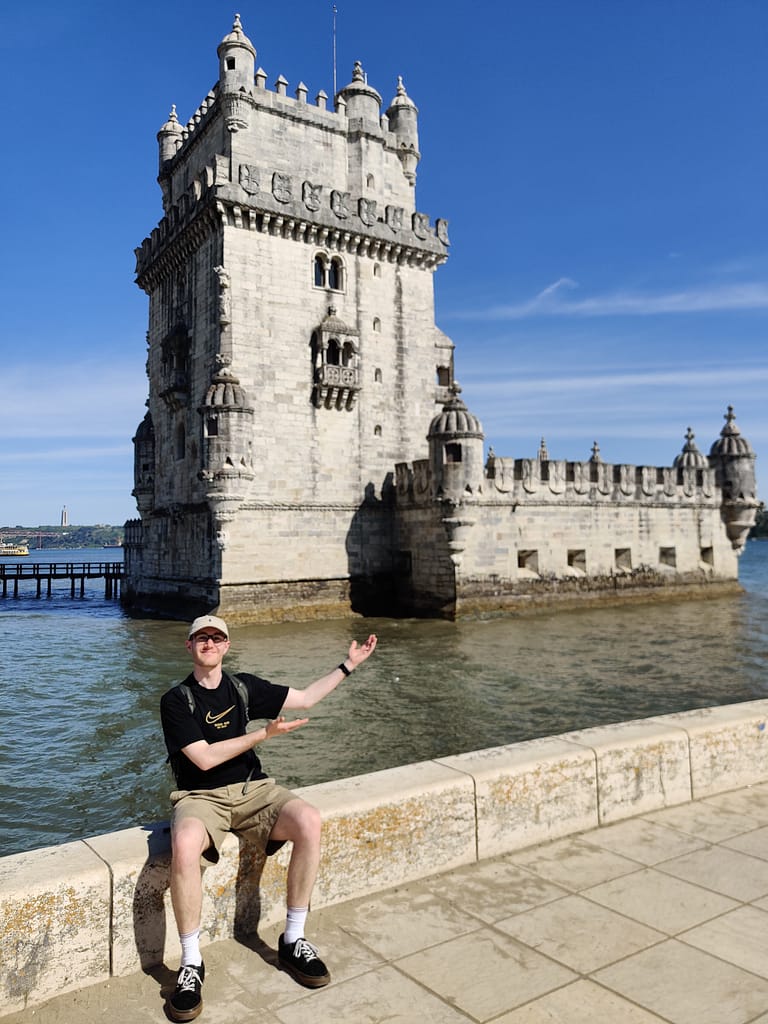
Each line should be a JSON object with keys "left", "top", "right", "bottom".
{"left": 0, "top": 562, "right": 124, "bottom": 600}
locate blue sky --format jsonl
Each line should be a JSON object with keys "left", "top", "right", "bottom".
{"left": 1, "top": 0, "right": 765, "bottom": 526}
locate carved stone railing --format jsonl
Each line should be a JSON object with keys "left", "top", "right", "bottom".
{"left": 313, "top": 365, "right": 360, "bottom": 411}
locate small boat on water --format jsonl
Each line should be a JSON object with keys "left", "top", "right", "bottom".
{"left": 0, "top": 542, "right": 30, "bottom": 556}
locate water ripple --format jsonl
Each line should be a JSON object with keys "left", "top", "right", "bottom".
{"left": 1, "top": 544, "right": 767, "bottom": 856}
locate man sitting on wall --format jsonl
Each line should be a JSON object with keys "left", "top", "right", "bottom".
{"left": 160, "top": 614, "right": 378, "bottom": 1022}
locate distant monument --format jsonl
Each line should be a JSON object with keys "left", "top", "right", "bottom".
{"left": 60, "top": 506, "right": 69, "bottom": 528}
{"left": 123, "top": 16, "right": 758, "bottom": 622}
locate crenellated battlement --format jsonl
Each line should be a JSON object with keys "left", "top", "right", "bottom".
{"left": 396, "top": 455, "right": 721, "bottom": 506}
{"left": 162, "top": 72, "right": 349, "bottom": 170}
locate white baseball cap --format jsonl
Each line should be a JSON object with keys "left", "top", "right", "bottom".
{"left": 188, "top": 614, "right": 229, "bottom": 639}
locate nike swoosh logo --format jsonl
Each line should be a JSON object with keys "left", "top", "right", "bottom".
{"left": 206, "top": 705, "right": 236, "bottom": 724}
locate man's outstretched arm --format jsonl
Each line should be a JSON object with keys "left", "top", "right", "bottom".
{"left": 282, "top": 634, "right": 378, "bottom": 711}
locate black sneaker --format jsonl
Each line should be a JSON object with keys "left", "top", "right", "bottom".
{"left": 278, "top": 934, "right": 331, "bottom": 988}
{"left": 168, "top": 962, "right": 205, "bottom": 1022}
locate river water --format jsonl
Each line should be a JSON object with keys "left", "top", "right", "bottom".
{"left": 1, "top": 543, "right": 767, "bottom": 857}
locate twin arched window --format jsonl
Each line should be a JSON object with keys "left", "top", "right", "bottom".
{"left": 313, "top": 253, "right": 345, "bottom": 291}
{"left": 325, "top": 337, "right": 356, "bottom": 367}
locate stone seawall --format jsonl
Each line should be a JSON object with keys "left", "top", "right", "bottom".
{"left": 3, "top": 699, "right": 768, "bottom": 1016}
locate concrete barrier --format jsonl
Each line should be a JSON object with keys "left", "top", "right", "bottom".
{"left": 3, "top": 697, "right": 768, "bottom": 1015}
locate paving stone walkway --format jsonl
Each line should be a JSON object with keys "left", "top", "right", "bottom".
{"left": 8, "top": 783, "right": 768, "bottom": 1023}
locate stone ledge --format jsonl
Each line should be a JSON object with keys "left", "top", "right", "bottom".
{"left": 3, "top": 698, "right": 768, "bottom": 1015}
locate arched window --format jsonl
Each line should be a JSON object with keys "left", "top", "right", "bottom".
{"left": 326, "top": 338, "right": 341, "bottom": 365}
{"left": 366, "top": 173, "right": 375, "bottom": 189}
{"left": 372, "top": 317, "right": 381, "bottom": 332}
{"left": 373, "top": 263, "right": 381, "bottom": 278}
{"left": 341, "top": 341, "right": 355, "bottom": 366}
{"left": 328, "top": 258, "right": 341, "bottom": 291}
{"left": 374, "top": 368, "right": 382, "bottom": 383}
{"left": 374, "top": 425, "right": 382, "bottom": 437}
{"left": 313, "top": 252, "right": 344, "bottom": 291}
{"left": 314, "top": 254, "right": 327, "bottom": 287}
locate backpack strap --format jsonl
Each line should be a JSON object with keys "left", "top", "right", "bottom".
{"left": 226, "top": 673, "right": 252, "bottom": 728}
{"left": 175, "top": 682, "right": 195, "bottom": 715}
{"left": 174, "top": 674, "right": 250, "bottom": 723}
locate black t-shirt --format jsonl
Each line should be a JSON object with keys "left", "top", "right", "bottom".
{"left": 160, "top": 671, "right": 289, "bottom": 791}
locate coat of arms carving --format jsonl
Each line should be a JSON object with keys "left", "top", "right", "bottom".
{"left": 385, "top": 205, "right": 404, "bottom": 232}
{"left": 239, "top": 164, "right": 260, "bottom": 195}
{"left": 302, "top": 181, "right": 322, "bottom": 211}
{"left": 272, "top": 172, "right": 293, "bottom": 203}
{"left": 358, "top": 197, "right": 377, "bottom": 226}
{"left": 412, "top": 212, "right": 430, "bottom": 239}
{"left": 331, "top": 190, "right": 350, "bottom": 218}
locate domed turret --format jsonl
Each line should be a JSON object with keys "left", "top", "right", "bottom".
{"left": 710, "top": 406, "right": 756, "bottom": 461}
{"left": 709, "top": 406, "right": 758, "bottom": 551}
{"left": 198, "top": 363, "right": 255, "bottom": 545}
{"left": 386, "top": 77, "right": 421, "bottom": 184}
{"left": 336, "top": 61, "right": 382, "bottom": 126}
{"left": 132, "top": 411, "right": 156, "bottom": 516}
{"left": 217, "top": 14, "right": 256, "bottom": 131}
{"left": 427, "top": 383, "right": 484, "bottom": 498}
{"left": 157, "top": 105, "right": 183, "bottom": 169}
{"left": 674, "top": 427, "right": 708, "bottom": 469}
{"left": 217, "top": 13, "right": 256, "bottom": 91}
{"left": 202, "top": 366, "right": 249, "bottom": 410}
{"left": 199, "top": 364, "right": 254, "bottom": 480}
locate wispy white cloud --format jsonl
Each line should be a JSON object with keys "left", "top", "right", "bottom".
{"left": 1, "top": 359, "right": 146, "bottom": 438}
{"left": 450, "top": 280, "right": 768, "bottom": 320}
{"left": 465, "top": 364, "right": 768, "bottom": 396}
{"left": 0, "top": 445, "right": 131, "bottom": 465}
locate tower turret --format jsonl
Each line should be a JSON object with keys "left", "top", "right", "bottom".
{"left": 337, "top": 61, "right": 382, "bottom": 128}
{"left": 198, "top": 361, "right": 255, "bottom": 549}
{"left": 132, "top": 411, "right": 156, "bottom": 516}
{"left": 386, "top": 77, "right": 421, "bottom": 185}
{"left": 427, "top": 383, "right": 485, "bottom": 499}
{"left": 709, "top": 406, "right": 758, "bottom": 551}
{"left": 674, "top": 427, "right": 708, "bottom": 469}
{"left": 157, "top": 105, "right": 183, "bottom": 168}
{"left": 217, "top": 14, "right": 256, "bottom": 131}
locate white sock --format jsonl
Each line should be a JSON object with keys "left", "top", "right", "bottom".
{"left": 179, "top": 928, "right": 202, "bottom": 967}
{"left": 284, "top": 906, "right": 309, "bottom": 945}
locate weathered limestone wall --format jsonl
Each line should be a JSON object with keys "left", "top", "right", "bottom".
{"left": 393, "top": 450, "right": 745, "bottom": 616}
{"left": 127, "top": 27, "right": 453, "bottom": 618}
{"left": 4, "top": 699, "right": 768, "bottom": 1015}
{"left": 394, "top": 503, "right": 457, "bottom": 615}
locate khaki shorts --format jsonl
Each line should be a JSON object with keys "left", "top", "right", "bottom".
{"left": 170, "top": 778, "right": 296, "bottom": 865}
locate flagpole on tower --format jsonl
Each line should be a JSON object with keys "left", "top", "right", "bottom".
{"left": 332, "top": 4, "right": 338, "bottom": 104}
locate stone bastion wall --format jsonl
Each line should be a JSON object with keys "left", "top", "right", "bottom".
{"left": 3, "top": 699, "right": 768, "bottom": 1015}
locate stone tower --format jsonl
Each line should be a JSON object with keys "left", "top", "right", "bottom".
{"left": 709, "top": 406, "right": 759, "bottom": 552}
{"left": 124, "top": 16, "right": 453, "bottom": 620}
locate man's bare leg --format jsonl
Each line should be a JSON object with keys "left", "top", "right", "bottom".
{"left": 269, "top": 798, "right": 330, "bottom": 987}
{"left": 170, "top": 817, "right": 210, "bottom": 935}
{"left": 269, "top": 798, "right": 322, "bottom": 907}
{"left": 168, "top": 817, "right": 210, "bottom": 1021}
